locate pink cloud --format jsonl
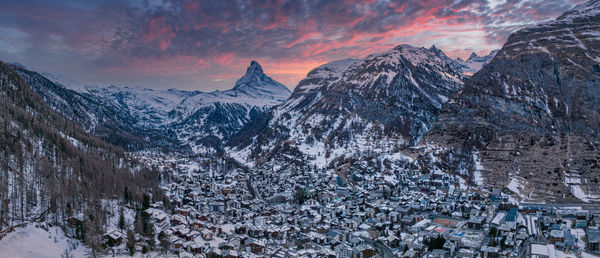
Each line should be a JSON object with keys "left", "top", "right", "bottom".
{"left": 142, "top": 16, "right": 176, "bottom": 51}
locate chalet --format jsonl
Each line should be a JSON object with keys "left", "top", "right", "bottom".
{"left": 103, "top": 230, "right": 124, "bottom": 246}
{"left": 244, "top": 238, "right": 265, "bottom": 254}
{"left": 352, "top": 244, "right": 376, "bottom": 258}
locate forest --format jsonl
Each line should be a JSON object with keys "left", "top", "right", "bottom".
{"left": 0, "top": 61, "right": 164, "bottom": 255}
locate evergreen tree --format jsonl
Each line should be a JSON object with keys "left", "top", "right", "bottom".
{"left": 123, "top": 187, "right": 130, "bottom": 204}
{"left": 426, "top": 235, "right": 446, "bottom": 250}
{"left": 127, "top": 230, "right": 135, "bottom": 256}
{"left": 158, "top": 231, "right": 170, "bottom": 253}
{"left": 142, "top": 194, "right": 150, "bottom": 210}
{"left": 118, "top": 208, "right": 125, "bottom": 230}
{"left": 65, "top": 202, "right": 72, "bottom": 218}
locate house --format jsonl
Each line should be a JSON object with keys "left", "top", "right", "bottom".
{"left": 385, "top": 235, "right": 400, "bottom": 248}
{"left": 529, "top": 243, "right": 560, "bottom": 258}
{"left": 103, "top": 230, "right": 124, "bottom": 246}
{"left": 389, "top": 211, "right": 400, "bottom": 223}
{"left": 401, "top": 215, "right": 416, "bottom": 226}
{"left": 352, "top": 244, "right": 377, "bottom": 258}
{"left": 402, "top": 249, "right": 420, "bottom": 258}
{"left": 480, "top": 246, "right": 500, "bottom": 258}
{"left": 455, "top": 248, "right": 475, "bottom": 258}
{"left": 189, "top": 242, "right": 204, "bottom": 254}
{"left": 171, "top": 214, "right": 187, "bottom": 225}
{"left": 201, "top": 229, "right": 214, "bottom": 240}
{"left": 467, "top": 216, "right": 486, "bottom": 230}
{"left": 244, "top": 238, "right": 265, "bottom": 254}
{"left": 549, "top": 230, "right": 564, "bottom": 243}
{"left": 443, "top": 241, "right": 456, "bottom": 256}
{"left": 222, "top": 249, "right": 239, "bottom": 258}
{"left": 334, "top": 243, "right": 353, "bottom": 258}
{"left": 428, "top": 249, "right": 448, "bottom": 257}
{"left": 588, "top": 228, "right": 600, "bottom": 253}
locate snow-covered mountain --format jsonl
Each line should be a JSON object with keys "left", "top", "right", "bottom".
{"left": 16, "top": 61, "right": 291, "bottom": 152}
{"left": 455, "top": 50, "right": 499, "bottom": 76}
{"left": 425, "top": 0, "right": 600, "bottom": 202}
{"left": 229, "top": 44, "right": 466, "bottom": 167}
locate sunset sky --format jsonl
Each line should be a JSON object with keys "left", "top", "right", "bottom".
{"left": 0, "top": 0, "right": 585, "bottom": 91}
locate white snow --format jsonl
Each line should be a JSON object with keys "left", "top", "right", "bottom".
{"left": 507, "top": 177, "right": 520, "bottom": 194}
{"left": 472, "top": 152, "right": 485, "bottom": 186}
{"left": 0, "top": 223, "right": 90, "bottom": 258}
{"left": 570, "top": 184, "right": 591, "bottom": 202}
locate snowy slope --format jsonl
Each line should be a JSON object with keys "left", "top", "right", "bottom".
{"left": 0, "top": 223, "right": 90, "bottom": 258}
{"left": 84, "top": 85, "right": 196, "bottom": 128}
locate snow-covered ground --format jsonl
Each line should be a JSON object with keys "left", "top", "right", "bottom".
{"left": 472, "top": 151, "right": 485, "bottom": 186}
{"left": 0, "top": 223, "right": 90, "bottom": 258}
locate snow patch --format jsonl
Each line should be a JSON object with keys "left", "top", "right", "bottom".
{"left": 0, "top": 223, "right": 90, "bottom": 258}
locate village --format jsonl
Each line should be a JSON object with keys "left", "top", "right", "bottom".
{"left": 104, "top": 153, "right": 600, "bottom": 258}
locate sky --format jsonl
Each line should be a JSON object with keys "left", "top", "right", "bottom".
{"left": 0, "top": 0, "right": 586, "bottom": 91}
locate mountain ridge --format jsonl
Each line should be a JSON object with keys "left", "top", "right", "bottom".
{"left": 229, "top": 44, "right": 466, "bottom": 168}
{"left": 14, "top": 61, "right": 291, "bottom": 153}
{"left": 424, "top": 0, "right": 600, "bottom": 202}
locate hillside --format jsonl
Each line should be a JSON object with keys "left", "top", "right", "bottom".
{"left": 0, "top": 61, "right": 160, "bottom": 251}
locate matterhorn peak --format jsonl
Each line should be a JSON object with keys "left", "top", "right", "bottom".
{"left": 232, "top": 60, "right": 290, "bottom": 99}
{"left": 246, "top": 60, "right": 264, "bottom": 75}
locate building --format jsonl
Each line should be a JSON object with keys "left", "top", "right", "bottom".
{"left": 588, "top": 228, "right": 600, "bottom": 253}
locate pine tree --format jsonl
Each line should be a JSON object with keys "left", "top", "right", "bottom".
{"left": 142, "top": 194, "right": 150, "bottom": 210}
{"left": 123, "top": 187, "right": 130, "bottom": 204}
{"left": 118, "top": 208, "right": 125, "bottom": 230}
{"left": 127, "top": 230, "right": 135, "bottom": 256}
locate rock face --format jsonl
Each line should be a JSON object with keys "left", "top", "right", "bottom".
{"left": 230, "top": 45, "right": 465, "bottom": 167}
{"left": 425, "top": 0, "right": 600, "bottom": 202}
{"left": 15, "top": 61, "right": 290, "bottom": 152}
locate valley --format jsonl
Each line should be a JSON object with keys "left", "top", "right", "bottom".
{"left": 0, "top": 0, "right": 599, "bottom": 257}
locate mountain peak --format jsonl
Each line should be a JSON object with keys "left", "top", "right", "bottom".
{"left": 429, "top": 45, "right": 443, "bottom": 54}
{"left": 232, "top": 60, "right": 290, "bottom": 98}
{"left": 246, "top": 60, "right": 264, "bottom": 75}
{"left": 468, "top": 52, "right": 480, "bottom": 61}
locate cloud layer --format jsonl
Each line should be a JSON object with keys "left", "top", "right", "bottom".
{"left": 0, "top": 0, "right": 586, "bottom": 90}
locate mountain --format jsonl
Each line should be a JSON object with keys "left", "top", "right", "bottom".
{"left": 14, "top": 61, "right": 290, "bottom": 153}
{"left": 424, "top": 0, "right": 600, "bottom": 202}
{"left": 229, "top": 44, "right": 465, "bottom": 167}
{"left": 455, "top": 50, "right": 499, "bottom": 76}
{"left": 14, "top": 66, "right": 180, "bottom": 151}
{"left": 167, "top": 61, "right": 290, "bottom": 152}
{"left": 0, "top": 60, "right": 159, "bottom": 244}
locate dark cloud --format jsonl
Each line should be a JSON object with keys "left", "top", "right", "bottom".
{"left": 0, "top": 0, "right": 586, "bottom": 90}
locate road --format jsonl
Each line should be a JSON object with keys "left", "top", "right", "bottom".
{"left": 521, "top": 203, "right": 600, "bottom": 211}
{"left": 246, "top": 177, "right": 256, "bottom": 199}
